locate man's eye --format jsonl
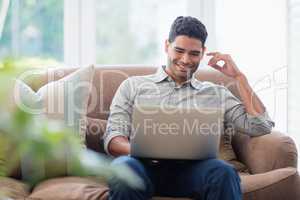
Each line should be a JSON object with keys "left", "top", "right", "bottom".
{"left": 190, "top": 53, "right": 200, "bottom": 56}
{"left": 175, "top": 49, "right": 184, "bottom": 53}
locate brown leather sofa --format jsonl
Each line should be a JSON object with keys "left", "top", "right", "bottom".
{"left": 1, "top": 65, "right": 299, "bottom": 200}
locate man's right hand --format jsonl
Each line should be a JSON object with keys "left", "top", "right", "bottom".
{"left": 108, "top": 136, "right": 130, "bottom": 157}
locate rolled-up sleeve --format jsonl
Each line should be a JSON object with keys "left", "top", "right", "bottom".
{"left": 103, "top": 78, "right": 135, "bottom": 155}
{"left": 222, "top": 87, "right": 275, "bottom": 136}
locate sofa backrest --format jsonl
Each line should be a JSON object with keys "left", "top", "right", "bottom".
{"left": 27, "top": 65, "right": 240, "bottom": 119}
{"left": 87, "top": 66, "right": 158, "bottom": 119}
{"left": 26, "top": 65, "right": 240, "bottom": 153}
{"left": 88, "top": 66, "right": 240, "bottom": 120}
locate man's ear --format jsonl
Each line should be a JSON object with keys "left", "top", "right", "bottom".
{"left": 164, "top": 39, "right": 170, "bottom": 53}
{"left": 201, "top": 46, "right": 207, "bottom": 57}
{"left": 203, "top": 46, "right": 207, "bottom": 54}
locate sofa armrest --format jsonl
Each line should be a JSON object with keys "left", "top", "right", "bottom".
{"left": 232, "top": 130, "right": 298, "bottom": 174}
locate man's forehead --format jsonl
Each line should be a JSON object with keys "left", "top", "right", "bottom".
{"left": 171, "top": 43, "right": 203, "bottom": 52}
{"left": 171, "top": 36, "right": 203, "bottom": 51}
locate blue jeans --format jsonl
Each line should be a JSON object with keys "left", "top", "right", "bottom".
{"left": 108, "top": 156, "right": 242, "bottom": 200}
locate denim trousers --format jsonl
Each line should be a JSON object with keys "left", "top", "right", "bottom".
{"left": 108, "top": 156, "right": 242, "bottom": 200}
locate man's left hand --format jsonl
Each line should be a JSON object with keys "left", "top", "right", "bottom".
{"left": 207, "top": 52, "right": 243, "bottom": 79}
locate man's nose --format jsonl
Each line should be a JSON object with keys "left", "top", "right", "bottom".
{"left": 180, "top": 53, "right": 191, "bottom": 65}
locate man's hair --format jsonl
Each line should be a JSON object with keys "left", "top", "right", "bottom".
{"left": 168, "top": 16, "right": 208, "bottom": 47}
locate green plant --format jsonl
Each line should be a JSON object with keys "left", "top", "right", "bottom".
{"left": 0, "top": 58, "right": 142, "bottom": 199}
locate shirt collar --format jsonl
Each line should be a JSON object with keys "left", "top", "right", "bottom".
{"left": 152, "top": 65, "right": 202, "bottom": 89}
{"left": 152, "top": 65, "right": 169, "bottom": 83}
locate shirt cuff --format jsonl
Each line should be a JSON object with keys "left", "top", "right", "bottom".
{"left": 246, "top": 111, "right": 274, "bottom": 125}
{"left": 245, "top": 111, "right": 275, "bottom": 136}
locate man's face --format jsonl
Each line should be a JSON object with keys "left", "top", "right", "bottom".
{"left": 165, "top": 35, "right": 205, "bottom": 83}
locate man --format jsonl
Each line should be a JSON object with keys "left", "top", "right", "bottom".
{"left": 103, "top": 16, "right": 274, "bottom": 200}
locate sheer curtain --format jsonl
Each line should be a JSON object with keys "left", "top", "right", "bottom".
{"left": 0, "top": 0, "right": 10, "bottom": 38}
{"left": 288, "top": 0, "right": 300, "bottom": 166}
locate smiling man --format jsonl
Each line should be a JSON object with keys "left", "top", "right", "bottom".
{"left": 104, "top": 16, "right": 274, "bottom": 200}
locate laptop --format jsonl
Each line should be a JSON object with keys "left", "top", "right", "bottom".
{"left": 130, "top": 105, "right": 224, "bottom": 160}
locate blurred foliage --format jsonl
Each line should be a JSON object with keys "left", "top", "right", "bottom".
{"left": 0, "top": 56, "right": 60, "bottom": 69}
{"left": 0, "top": 58, "right": 142, "bottom": 199}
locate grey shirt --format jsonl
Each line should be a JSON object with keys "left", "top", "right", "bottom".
{"left": 103, "top": 66, "right": 275, "bottom": 154}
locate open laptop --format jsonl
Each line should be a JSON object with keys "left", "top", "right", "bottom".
{"left": 130, "top": 105, "right": 224, "bottom": 160}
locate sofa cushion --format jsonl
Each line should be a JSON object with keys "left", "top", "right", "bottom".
{"left": 0, "top": 134, "right": 22, "bottom": 179}
{"left": 29, "top": 177, "right": 109, "bottom": 200}
{"left": 14, "top": 65, "right": 95, "bottom": 181}
{"left": 0, "top": 177, "right": 30, "bottom": 199}
{"left": 86, "top": 117, "right": 107, "bottom": 153}
{"left": 0, "top": 135, "right": 8, "bottom": 177}
{"left": 219, "top": 131, "right": 248, "bottom": 172}
{"left": 15, "top": 65, "right": 95, "bottom": 145}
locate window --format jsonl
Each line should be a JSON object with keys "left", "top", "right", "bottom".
{"left": 63, "top": 0, "right": 191, "bottom": 66}
{"left": 0, "top": 0, "right": 64, "bottom": 67}
{"left": 1, "top": 0, "right": 207, "bottom": 66}
{"left": 95, "top": 0, "right": 188, "bottom": 65}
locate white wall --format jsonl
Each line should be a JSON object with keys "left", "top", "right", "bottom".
{"left": 215, "top": 0, "right": 288, "bottom": 133}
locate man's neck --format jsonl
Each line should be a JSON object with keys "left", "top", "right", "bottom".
{"left": 164, "top": 66, "right": 189, "bottom": 86}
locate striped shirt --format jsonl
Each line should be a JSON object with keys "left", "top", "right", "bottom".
{"left": 103, "top": 66, "right": 274, "bottom": 154}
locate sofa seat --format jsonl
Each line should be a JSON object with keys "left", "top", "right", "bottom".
{"left": 0, "top": 177, "right": 30, "bottom": 199}
{"left": 153, "top": 167, "right": 299, "bottom": 200}
{"left": 28, "top": 177, "right": 109, "bottom": 200}
{"left": 1, "top": 167, "right": 296, "bottom": 200}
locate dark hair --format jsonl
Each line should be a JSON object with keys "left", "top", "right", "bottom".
{"left": 168, "top": 16, "right": 208, "bottom": 47}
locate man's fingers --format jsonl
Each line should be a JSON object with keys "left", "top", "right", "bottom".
{"left": 208, "top": 64, "right": 223, "bottom": 71}
{"left": 207, "top": 52, "right": 229, "bottom": 60}
{"left": 208, "top": 54, "right": 222, "bottom": 66}
{"left": 206, "top": 52, "right": 220, "bottom": 56}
